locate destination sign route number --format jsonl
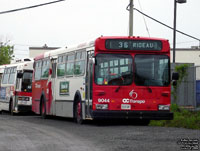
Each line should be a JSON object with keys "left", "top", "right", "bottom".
{"left": 106, "top": 39, "right": 162, "bottom": 51}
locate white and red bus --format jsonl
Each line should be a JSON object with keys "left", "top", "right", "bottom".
{"left": 32, "top": 36, "right": 178, "bottom": 124}
{"left": 0, "top": 65, "right": 6, "bottom": 87}
{"left": 0, "top": 58, "right": 33, "bottom": 114}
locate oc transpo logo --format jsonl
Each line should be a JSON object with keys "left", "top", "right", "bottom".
{"left": 122, "top": 90, "right": 145, "bottom": 104}
{"left": 129, "top": 89, "right": 138, "bottom": 99}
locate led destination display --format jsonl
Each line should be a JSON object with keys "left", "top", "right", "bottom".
{"left": 106, "top": 39, "right": 162, "bottom": 51}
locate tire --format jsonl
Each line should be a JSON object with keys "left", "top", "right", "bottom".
{"left": 9, "top": 100, "right": 15, "bottom": 116}
{"left": 74, "top": 100, "right": 83, "bottom": 124}
{"left": 40, "top": 99, "right": 47, "bottom": 119}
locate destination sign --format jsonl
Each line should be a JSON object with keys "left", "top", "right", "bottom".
{"left": 105, "top": 39, "right": 162, "bottom": 51}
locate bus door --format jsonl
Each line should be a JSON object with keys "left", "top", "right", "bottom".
{"left": 50, "top": 58, "right": 57, "bottom": 115}
{"left": 85, "top": 50, "right": 94, "bottom": 118}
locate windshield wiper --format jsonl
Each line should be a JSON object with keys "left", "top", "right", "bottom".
{"left": 146, "top": 85, "right": 152, "bottom": 93}
{"left": 115, "top": 85, "right": 121, "bottom": 92}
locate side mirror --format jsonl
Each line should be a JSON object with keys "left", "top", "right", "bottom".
{"left": 172, "top": 72, "right": 179, "bottom": 81}
{"left": 17, "top": 72, "right": 23, "bottom": 78}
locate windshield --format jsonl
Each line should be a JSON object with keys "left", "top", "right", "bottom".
{"left": 21, "top": 71, "right": 33, "bottom": 92}
{"left": 95, "top": 54, "right": 133, "bottom": 85}
{"left": 134, "top": 55, "right": 170, "bottom": 86}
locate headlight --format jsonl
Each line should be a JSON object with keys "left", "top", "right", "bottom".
{"left": 158, "top": 105, "right": 170, "bottom": 111}
{"left": 96, "top": 104, "right": 108, "bottom": 110}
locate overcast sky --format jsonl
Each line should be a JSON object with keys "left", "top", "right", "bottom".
{"left": 0, "top": 0, "right": 199, "bottom": 59}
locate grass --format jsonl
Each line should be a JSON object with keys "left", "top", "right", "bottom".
{"left": 149, "top": 104, "right": 200, "bottom": 129}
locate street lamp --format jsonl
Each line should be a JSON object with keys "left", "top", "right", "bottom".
{"left": 173, "top": 0, "right": 187, "bottom": 63}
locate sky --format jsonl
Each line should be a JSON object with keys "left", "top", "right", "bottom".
{"left": 0, "top": 0, "right": 199, "bottom": 59}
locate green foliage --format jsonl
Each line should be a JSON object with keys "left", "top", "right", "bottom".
{"left": 175, "top": 64, "right": 190, "bottom": 83}
{"left": 0, "top": 42, "right": 14, "bottom": 65}
{"left": 172, "top": 64, "right": 190, "bottom": 102}
{"left": 150, "top": 104, "right": 200, "bottom": 129}
{"left": 170, "top": 103, "right": 180, "bottom": 112}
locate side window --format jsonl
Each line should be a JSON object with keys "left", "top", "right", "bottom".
{"left": 51, "top": 59, "right": 57, "bottom": 78}
{"left": 35, "top": 61, "right": 42, "bottom": 80}
{"left": 74, "top": 51, "right": 86, "bottom": 75}
{"left": 57, "top": 56, "right": 65, "bottom": 77}
{"left": 41, "top": 59, "right": 50, "bottom": 78}
{"left": 2, "top": 68, "right": 10, "bottom": 84}
{"left": 66, "top": 54, "right": 75, "bottom": 76}
{"left": 8, "top": 67, "right": 16, "bottom": 84}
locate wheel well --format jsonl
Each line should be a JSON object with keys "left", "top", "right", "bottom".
{"left": 73, "top": 91, "right": 82, "bottom": 117}
{"left": 39, "top": 92, "right": 46, "bottom": 113}
{"left": 9, "top": 98, "right": 13, "bottom": 111}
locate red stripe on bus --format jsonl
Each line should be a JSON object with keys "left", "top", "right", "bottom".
{"left": 15, "top": 91, "right": 32, "bottom": 97}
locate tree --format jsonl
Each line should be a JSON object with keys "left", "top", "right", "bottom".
{"left": 0, "top": 42, "right": 14, "bottom": 65}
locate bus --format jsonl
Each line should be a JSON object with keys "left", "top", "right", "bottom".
{"left": 0, "top": 58, "right": 33, "bottom": 114}
{"left": 32, "top": 36, "right": 178, "bottom": 124}
{"left": 0, "top": 65, "right": 6, "bottom": 87}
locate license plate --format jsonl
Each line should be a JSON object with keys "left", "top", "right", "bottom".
{"left": 121, "top": 104, "right": 131, "bottom": 110}
{"left": 22, "top": 101, "right": 27, "bottom": 105}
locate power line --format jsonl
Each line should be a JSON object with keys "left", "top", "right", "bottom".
{"left": 132, "top": 7, "right": 200, "bottom": 42}
{"left": 137, "top": 0, "right": 150, "bottom": 37}
{"left": 0, "top": 0, "right": 65, "bottom": 15}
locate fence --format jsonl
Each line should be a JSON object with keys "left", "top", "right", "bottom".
{"left": 171, "top": 63, "right": 200, "bottom": 109}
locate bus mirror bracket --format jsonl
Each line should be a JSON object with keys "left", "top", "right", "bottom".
{"left": 50, "top": 56, "right": 58, "bottom": 61}
{"left": 17, "top": 72, "right": 23, "bottom": 79}
{"left": 89, "top": 57, "right": 95, "bottom": 65}
{"left": 172, "top": 81, "right": 177, "bottom": 86}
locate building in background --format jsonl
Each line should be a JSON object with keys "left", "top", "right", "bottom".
{"left": 29, "top": 44, "right": 59, "bottom": 58}
{"left": 170, "top": 46, "right": 200, "bottom": 65}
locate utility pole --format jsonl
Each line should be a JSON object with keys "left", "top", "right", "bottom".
{"left": 173, "top": 0, "right": 177, "bottom": 63}
{"left": 129, "top": 0, "right": 134, "bottom": 36}
{"left": 173, "top": 0, "right": 187, "bottom": 63}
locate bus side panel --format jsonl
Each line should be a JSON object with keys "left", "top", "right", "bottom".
{"left": 0, "top": 86, "right": 13, "bottom": 111}
{"left": 54, "top": 76, "right": 85, "bottom": 118}
{"left": 32, "top": 78, "right": 52, "bottom": 115}
{"left": 32, "top": 80, "right": 42, "bottom": 114}
{"left": 0, "top": 87, "right": 9, "bottom": 111}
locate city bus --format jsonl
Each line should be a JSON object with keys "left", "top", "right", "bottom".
{"left": 32, "top": 36, "right": 178, "bottom": 124}
{"left": 0, "top": 58, "right": 33, "bottom": 114}
{"left": 0, "top": 65, "right": 6, "bottom": 87}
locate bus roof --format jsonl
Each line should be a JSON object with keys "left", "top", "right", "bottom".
{"left": 0, "top": 65, "right": 6, "bottom": 74}
{"left": 3, "top": 61, "right": 33, "bottom": 71}
{"left": 95, "top": 36, "right": 168, "bottom": 41}
{"left": 34, "top": 40, "right": 95, "bottom": 61}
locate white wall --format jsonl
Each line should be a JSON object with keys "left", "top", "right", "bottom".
{"left": 170, "top": 49, "right": 200, "bottom": 66}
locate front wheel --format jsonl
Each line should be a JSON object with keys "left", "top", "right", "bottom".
{"left": 9, "top": 100, "right": 15, "bottom": 116}
{"left": 74, "top": 101, "right": 83, "bottom": 124}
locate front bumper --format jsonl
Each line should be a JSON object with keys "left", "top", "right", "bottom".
{"left": 17, "top": 105, "right": 32, "bottom": 112}
{"left": 91, "top": 110, "right": 173, "bottom": 120}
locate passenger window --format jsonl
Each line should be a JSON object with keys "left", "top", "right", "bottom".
{"left": 74, "top": 51, "right": 86, "bottom": 75}
{"left": 57, "top": 56, "right": 65, "bottom": 77}
{"left": 41, "top": 60, "right": 50, "bottom": 78}
{"left": 2, "top": 68, "right": 10, "bottom": 84}
{"left": 66, "top": 54, "right": 74, "bottom": 76}
{"left": 35, "top": 61, "right": 42, "bottom": 80}
{"left": 8, "top": 67, "right": 16, "bottom": 84}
